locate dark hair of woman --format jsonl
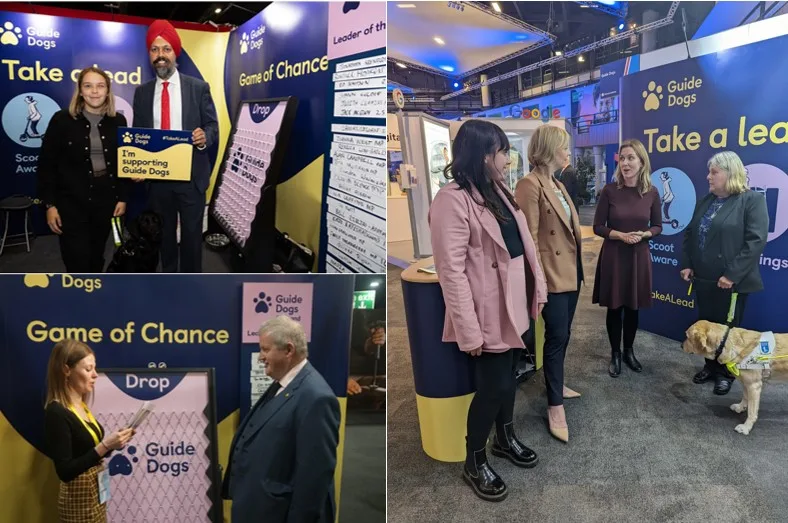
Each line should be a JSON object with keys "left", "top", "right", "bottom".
{"left": 443, "top": 119, "right": 519, "bottom": 222}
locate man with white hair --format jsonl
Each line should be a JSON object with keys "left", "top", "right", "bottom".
{"left": 221, "top": 315, "right": 341, "bottom": 523}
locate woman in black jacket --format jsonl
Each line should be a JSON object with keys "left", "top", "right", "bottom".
{"left": 37, "top": 66, "right": 131, "bottom": 272}
{"left": 44, "top": 339, "right": 134, "bottom": 522}
{"left": 680, "top": 151, "right": 769, "bottom": 395}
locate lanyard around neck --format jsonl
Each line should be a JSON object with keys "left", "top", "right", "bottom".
{"left": 69, "top": 402, "right": 101, "bottom": 446}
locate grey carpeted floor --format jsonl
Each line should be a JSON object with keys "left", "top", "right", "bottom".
{"left": 339, "top": 422, "right": 386, "bottom": 523}
{"left": 0, "top": 234, "right": 230, "bottom": 273}
{"left": 387, "top": 236, "right": 788, "bottom": 523}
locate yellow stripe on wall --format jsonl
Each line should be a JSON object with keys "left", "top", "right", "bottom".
{"left": 275, "top": 155, "right": 326, "bottom": 271}
{"left": 175, "top": 29, "right": 232, "bottom": 202}
{"left": 0, "top": 411, "right": 60, "bottom": 523}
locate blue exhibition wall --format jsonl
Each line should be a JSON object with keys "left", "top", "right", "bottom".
{"left": 0, "top": 274, "right": 352, "bottom": 455}
{"left": 621, "top": 34, "right": 788, "bottom": 340}
{"left": 0, "top": 12, "right": 220, "bottom": 232}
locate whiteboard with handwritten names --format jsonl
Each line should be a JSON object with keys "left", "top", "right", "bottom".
{"left": 325, "top": 52, "right": 386, "bottom": 273}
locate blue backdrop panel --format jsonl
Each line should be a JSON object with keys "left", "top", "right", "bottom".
{"left": 0, "top": 274, "right": 352, "bottom": 454}
{"left": 0, "top": 11, "right": 218, "bottom": 233}
{"left": 224, "top": 2, "right": 329, "bottom": 185}
{"left": 621, "top": 34, "right": 788, "bottom": 340}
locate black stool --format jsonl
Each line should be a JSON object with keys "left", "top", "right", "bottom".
{"left": 0, "top": 195, "right": 34, "bottom": 256}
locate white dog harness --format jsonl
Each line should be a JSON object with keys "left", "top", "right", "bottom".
{"left": 737, "top": 332, "right": 775, "bottom": 370}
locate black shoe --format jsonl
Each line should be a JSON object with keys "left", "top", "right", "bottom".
{"left": 491, "top": 422, "right": 539, "bottom": 468}
{"left": 609, "top": 350, "right": 621, "bottom": 378}
{"left": 623, "top": 348, "right": 642, "bottom": 373}
{"left": 462, "top": 448, "right": 508, "bottom": 502}
{"left": 693, "top": 367, "right": 714, "bottom": 384}
{"left": 713, "top": 376, "right": 733, "bottom": 395}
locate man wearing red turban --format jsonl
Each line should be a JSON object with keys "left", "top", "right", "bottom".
{"left": 132, "top": 19, "right": 218, "bottom": 273}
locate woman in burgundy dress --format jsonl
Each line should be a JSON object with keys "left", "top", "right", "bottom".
{"left": 593, "top": 139, "right": 662, "bottom": 377}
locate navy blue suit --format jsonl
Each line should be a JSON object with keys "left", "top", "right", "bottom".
{"left": 222, "top": 361, "right": 341, "bottom": 523}
{"left": 132, "top": 72, "right": 218, "bottom": 272}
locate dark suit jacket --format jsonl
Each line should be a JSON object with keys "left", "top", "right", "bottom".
{"left": 681, "top": 190, "right": 769, "bottom": 293}
{"left": 222, "top": 361, "right": 341, "bottom": 523}
{"left": 131, "top": 73, "right": 219, "bottom": 193}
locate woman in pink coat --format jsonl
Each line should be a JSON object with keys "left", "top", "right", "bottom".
{"left": 429, "top": 120, "right": 548, "bottom": 502}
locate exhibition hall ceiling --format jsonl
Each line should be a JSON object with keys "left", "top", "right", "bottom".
{"left": 24, "top": 1, "right": 269, "bottom": 26}
{"left": 387, "top": 1, "right": 554, "bottom": 77}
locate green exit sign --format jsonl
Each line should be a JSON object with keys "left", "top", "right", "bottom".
{"left": 353, "top": 290, "right": 376, "bottom": 309}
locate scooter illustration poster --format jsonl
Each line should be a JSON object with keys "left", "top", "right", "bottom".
{"left": 1, "top": 92, "right": 60, "bottom": 148}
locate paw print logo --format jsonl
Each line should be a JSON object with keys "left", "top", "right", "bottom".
{"left": 254, "top": 292, "right": 273, "bottom": 313}
{"left": 240, "top": 33, "right": 249, "bottom": 55}
{"left": 0, "top": 22, "right": 23, "bottom": 46}
{"left": 108, "top": 445, "right": 138, "bottom": 477}
{"left": 24, "top": 274, "right": 53, "bottom": 288}
{"left": 122, "top": 132, "right": 133, "bottom": 144}
{"left": 642, "top": 81, "right": 664, "bottom": 111}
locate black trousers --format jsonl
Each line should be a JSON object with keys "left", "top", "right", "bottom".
{"left": 149, "top": 180, "right": 205, "bottom": 273}
{"left": 58, "top": 181, "right": 115, "bottom": 273}
{"left": 696, "top": 283, "right": 748, "bottom": 378}
{"left": 542, "top": 289, "right": 580, "bottom": 406}
{"left": 466, "top": 348, "right": 520, "bottom": 454}
{"left": 606, "top": 306, "right": 640, "bottom": 353}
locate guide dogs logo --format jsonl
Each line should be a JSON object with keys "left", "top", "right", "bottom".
{"left": 254, "top": 292, "right": 273, "bottom": 313}
{"left": 643, "top": 81, "right": 664, "bottom": 111}
{"left": 240, "top": 33, "right": 249, "bottom": 55}
{"left": 0, "top": 21, "right": 22, "bottom": 45}
{"left": 109, "top": 445, "right": 139, "bottom": 477}
{"left": 122, "top": 131, "right": 133, "bottom": 144}
{"left": 24, "top": 274, "right": 102, "bottom": 292}
{"left": 109, "top": 442, "right": 195, "bottom": 478}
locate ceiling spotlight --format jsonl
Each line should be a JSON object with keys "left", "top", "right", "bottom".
{"left": 453, "top": 82, "right": 459, "bottom": 88}
{"left": 396, "top": 62, "right": 407, "bottom": 69}
{"left": 397, "top": 3, "right": 417, "bottom": 7}
{"left": 618, "top": 22, "right": 625, "bottom": 30}
{"left": 578, "top": 55, "right": 585, "bottom": 62}
{"left": 370, "top": 281, "right": 380, "bottom": 288}
{"left": 434, "top": 36, "right": 445, "bottom": 45}
{"left": 491, "top": 2, "right": 501, "bottom": 12}
{"left": 440, "top": 65, "right": 455, "bottom": 72}
{"left": 555, "top": 50, "right": 563, "bottom": 56}
{"left": 215, "top": 7, "right": 221, "bottom": 14}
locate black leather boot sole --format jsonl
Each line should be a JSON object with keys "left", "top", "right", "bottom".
{"left": 491, "top": 443, "right": 539, "bottom": 468}
{"left": 462, "top": 468, "right": 508, "bottom": 502}
{"left": 609, "top": 352, "right": 621, "bottom": 378}
{"left": 623, "top": 349, "right": 642, "bottom": 372}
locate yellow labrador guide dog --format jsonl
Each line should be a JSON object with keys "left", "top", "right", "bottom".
{"left": 683, "top": 320, "right": 788, "bottom": 435}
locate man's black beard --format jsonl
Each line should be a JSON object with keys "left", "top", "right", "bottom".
{"left": 154, "top": 62, "right": 176, "bottom": 80}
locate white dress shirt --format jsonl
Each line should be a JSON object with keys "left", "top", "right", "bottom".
{"left": 153, "top": 69, "right": 182, "bottom": 131}
{"left": 276, "top": 358, "right": 308, "bottom": 396}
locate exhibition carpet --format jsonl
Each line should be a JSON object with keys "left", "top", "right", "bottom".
{"left": 386, "top": 237, "right": 788, "bottom": 523}
{"left": 0, "top": 234, "right": 230, "bottom": 273}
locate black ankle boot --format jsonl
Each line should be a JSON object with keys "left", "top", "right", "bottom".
{"left": 462, "top": 447, "right": 507, "bottom": 502}
{"left": 609, "top": 349, "right": 621, "bottom": 378}
{"left": 491, "top": 422, "right": 538, "bottom": 468}
{"left": 623, "top": 347, "right": 642, "bottom": 372}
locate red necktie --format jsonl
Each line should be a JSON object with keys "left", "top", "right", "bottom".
{"left": 161, "top": 81, "right": 170, "bottom": 130}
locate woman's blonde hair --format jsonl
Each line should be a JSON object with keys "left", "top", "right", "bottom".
{"left": 68, "top": 66, "right": 116, "bottom": 118}
{"left": 528, "top": 125, "right": 569, "bottom": 169}
{"left": 614, "top": 139, "right": 652, "bottom": 196}
{"left": 708, "top": 151, "right": 749, "bottom": 195}
{"left": 45, "top": 339, "right": 95, "bottom": 407}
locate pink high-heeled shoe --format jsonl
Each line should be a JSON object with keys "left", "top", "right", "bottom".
{"left": 547, "top": 405, "right": 569, "bottom": 443}
{"left": 563, "top": 385, "right": 581, "bottom": 399}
